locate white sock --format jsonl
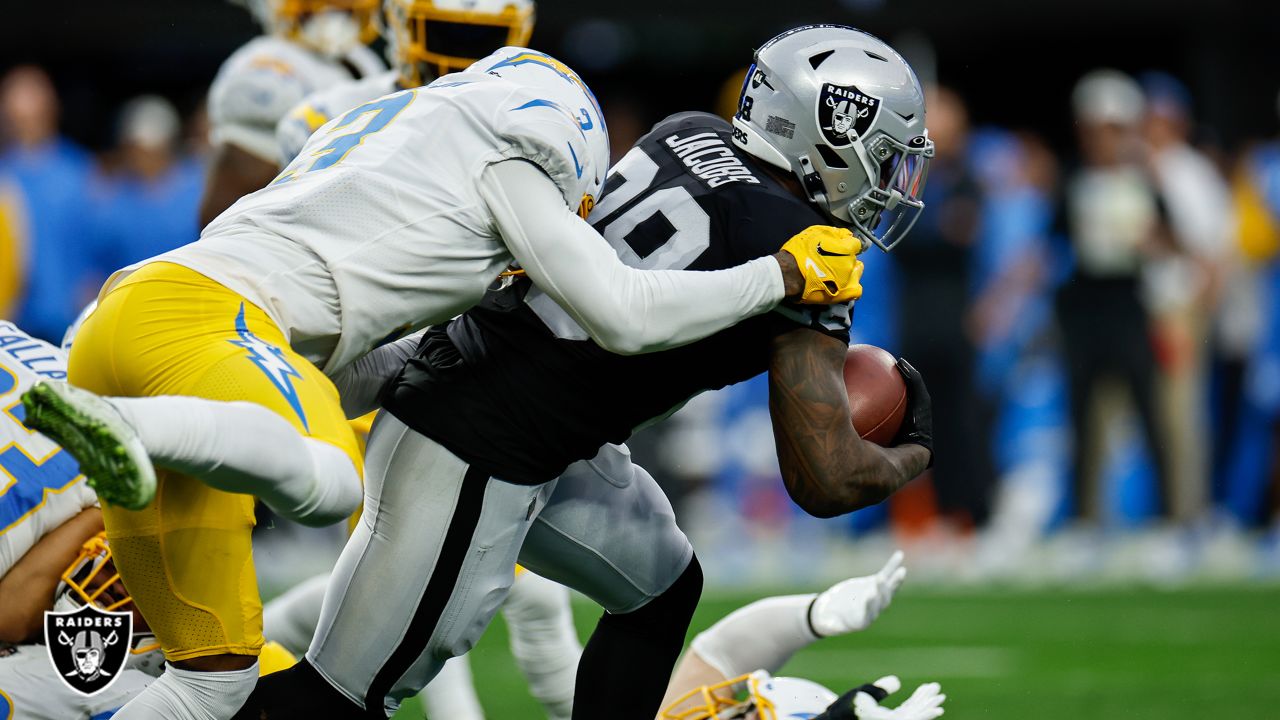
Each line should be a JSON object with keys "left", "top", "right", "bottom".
{"left": 111, "top": 662, "right": 259, "bottom": 720}
{"left": 688, "top": 594, "right": 818, "bottom": 679}
{"left": 110, "top": 396, "right": 361, "bottom": 526}
{"left": 502, "top": 572, "right": 581, "bottom": 720}
{"left": 263, "top": 573, "right": 330, "bottom": 656}
{"left": 420, "top": 655, "right": 485, "bottom": 720}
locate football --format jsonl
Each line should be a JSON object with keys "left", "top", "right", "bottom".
{"left": 843, "top": 344, "right": 907, "bottom": 446}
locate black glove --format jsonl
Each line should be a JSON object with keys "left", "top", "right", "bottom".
{"left": 812, "top": 681, "right": 890, "bottom": 720}
{"left": 893, "top": 358, "right": 933, "bottom": 467}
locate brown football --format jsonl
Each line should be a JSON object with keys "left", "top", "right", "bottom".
{"left": 843, "top": 344, "right": 907, "bottom": 446}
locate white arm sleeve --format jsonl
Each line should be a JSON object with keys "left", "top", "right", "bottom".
{"left": 477, "top": 159, "right": 786, "bottom": 356}
{"left": 688, "top": 593, "right": 819, "bottom": 679}
{"left": 327, "top": 331, "right": 424, "bottom": 418}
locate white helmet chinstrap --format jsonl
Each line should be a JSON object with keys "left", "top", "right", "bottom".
{"left": 731, "top": 25, "right": 934, "bottom": 251}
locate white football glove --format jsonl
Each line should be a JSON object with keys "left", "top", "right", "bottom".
{"left": 809, "top": 550, "right": 907, "bottom": 637}
{"left": 817, "top": 676, "right": 946, "bottom": 720}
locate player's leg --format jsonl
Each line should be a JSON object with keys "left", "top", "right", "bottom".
{"left": 263, "top": 574, "right": 330, "bottom": 657}
{"left": 501, "top": 568, "right": 581, "bottom": 720}
{"left": 518, "top": 445, "right": 701, "bottom": 720}
{"left": 238, "top": 414, "right": 552, "bottom": 718}
{"left": 24, "top": 264, "right": 362, "bottom": 527}
{"left": 58, "top": 264, "right": 361, "bottom": 719}
{"left": 419, "top": 656, "right": 484, "bottom": 720}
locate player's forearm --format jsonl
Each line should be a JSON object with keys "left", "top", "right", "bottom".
{"left": 768, "top": 334, "right": 928, "bottom": 518}
{"left": 774, "top": 422, "right": 925, "bottom": 518}
{"left": 0, "top": 508, "right": 103, "bottom": 643}
{"left": 480, "top": 160, "right": 786, "bottom": 355}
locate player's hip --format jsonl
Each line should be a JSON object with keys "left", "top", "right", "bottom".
{"left": 69, "top": 262, "right": 299, "bottom": 396}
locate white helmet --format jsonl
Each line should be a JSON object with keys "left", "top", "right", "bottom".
{"left": 233, "top": 0, "right": 380, "bottom": 56}
{"left": 467, "top": 47, "right": 609, "bottom": 215}
{"left": 385, "top": 0, "right": 536, "bottom": 87}
{"left": 53, "top": 533, "right": 164, "bottom": 677}
{"left": 661, "top": 670, "right": 837, "bottom": 719}
{"left": 732, "top": 25, "right": 934, "bottom": 251}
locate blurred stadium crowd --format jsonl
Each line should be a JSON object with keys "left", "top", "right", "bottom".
{"left": 2, "top": 23, "right": 1278, "bottom": 589}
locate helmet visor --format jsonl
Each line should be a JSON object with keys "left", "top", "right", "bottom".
{"left": 853, "top": 133, "right": 933, "bottom": 251}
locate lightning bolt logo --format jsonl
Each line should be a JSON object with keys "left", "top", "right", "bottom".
{"left": 228, "top": 304, "right": 309, "bottom": 432}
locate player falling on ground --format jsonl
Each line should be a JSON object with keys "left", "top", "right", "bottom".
{"left": 236, "top": 24, "right": 935, "bottom": 720}
{"left": 271, "top": 2, "right": 585, "bottom": 716}
{"left": 22, "top": 47, "right": 862, "bottom": 720}
{"left": 199, "top": 0, "right": 385, "bottom": 225}
{"left": 659, "top": 552, "right": 944, "bottom": 720}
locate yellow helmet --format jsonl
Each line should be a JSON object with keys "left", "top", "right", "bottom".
{"left": 661, "top": 671, "right": 837, "bottom": 720}
{"left": 54, "top": 532, "right": 163, "bottom": 672}
{"left": 384, "top": 0, "right": 536, "bottom": 87}
{"left": 238, "top": 0, "right": 381, "bottom": 53}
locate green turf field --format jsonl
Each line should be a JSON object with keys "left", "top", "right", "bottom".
{"left": 392, "top": 585, "right": 1280, "bottom": 719}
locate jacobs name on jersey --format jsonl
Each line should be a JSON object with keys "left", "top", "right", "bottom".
{"left": 382, "top": 111, "right": 853, "bottom": 485}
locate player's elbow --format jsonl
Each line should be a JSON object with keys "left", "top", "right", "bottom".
{"left": 582, "top": 318, "right": 653, "bottom": 356}
{"left": 785, "top": 468, "right": 891, "bottom": 518}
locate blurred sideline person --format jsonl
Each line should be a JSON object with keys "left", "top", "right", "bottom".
{"left": 658, "top": 553, "right": 944, "bottom": 720}
{"left": 0, "top": 66, "right": 94, "bottom": 342}
{"left": 22, "top": 47, "right": 859, "bottom": 720}
{"left": 89, "top": 96, "right": 205, "bottom": 283}
{"left": 236, "top": 26, "right": 933, "bottom": 720}
{"left": 1053, "top": 70, "right": 1172, "bottom": 539}
{"left": 199, "top": 0, "right": 385, "bottom": 226}
{"left": 276, "top": 0, "right": 535, "bottom": 166}
{"left": 1140, "top": 72, "right": 1231, "bottom": 534}
{"left": 892, "top": 85, "right": 995, "bottom": 531}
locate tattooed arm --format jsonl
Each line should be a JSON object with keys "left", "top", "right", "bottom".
{"left": 768, "top": 328, "right": 930, "bottom": 518}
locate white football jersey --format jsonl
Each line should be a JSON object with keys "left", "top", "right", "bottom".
{"left": 0, "top": 643, "right": 152, "bottom": 720}
{"left": 0, "top": 321, "right": 96, "bottom": 579}
{"left": 125, "top": 49, "right": 609, "bottom": 374}
{"left": 208, "top": 35, "right": 385, "bottom": 164}
{"left": 276, "top": 70, "right": 399, "bottom": 166}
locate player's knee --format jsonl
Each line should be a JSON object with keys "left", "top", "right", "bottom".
{"left": 610, "top": 554, "right": 703, "bottom": 635}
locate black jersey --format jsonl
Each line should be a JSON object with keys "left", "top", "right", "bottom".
{"left": 383, "top": 112, "right": 852, "bottom": 484}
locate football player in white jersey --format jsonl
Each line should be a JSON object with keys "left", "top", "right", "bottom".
{"left": 274, "top": 4, "right": 585, "bottom": 718}
{"left": 23, "top": 48, "right": 863, "bottom": 720}
{"left": 277, "top": 0, "right": 535, "bottom": 167}
{"left": 200, "top": 0, "right": 385, "bottom": 225}
{"left": 658, "top": 552, "right": 944, "bottom": 720}
{"left": 0, "top": 320, "right": 97, "bottom": 645}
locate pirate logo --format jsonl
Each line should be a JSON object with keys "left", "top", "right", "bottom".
{"left": 44, "top": 604, "right": 132, "bottom": 696}
{"left": 817, "top": 82, "right": 882, "bottom": 148}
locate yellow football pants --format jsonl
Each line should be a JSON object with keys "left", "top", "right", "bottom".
{"left": 68, "top": 262, "right": 362, "bottom": 662}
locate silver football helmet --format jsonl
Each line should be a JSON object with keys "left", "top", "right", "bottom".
{"left": 731, "top": 25, "right": 934, "bottom": 251}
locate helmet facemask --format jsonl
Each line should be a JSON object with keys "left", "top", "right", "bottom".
{"left": 385, "top": 0, "right": 535, "bottom": 87}
{"left": 56, "top": 533, "right": 160, "bottom": 660}
{"left": 251, "top": 0, "right": 380, "bottom": 56}
{"left": 659, "top": 671, "right": 835, "bottom": 720}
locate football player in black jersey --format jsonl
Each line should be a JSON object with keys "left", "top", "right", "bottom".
{"left": 238, "top": 24, "right": 936, "bottom": 720}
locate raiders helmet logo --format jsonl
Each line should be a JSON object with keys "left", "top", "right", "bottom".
{"left": 44, "top": 604, "right": 133, "bottom": 696}
{"left": 817, "top": 82, "right": 882, "bottom": 148}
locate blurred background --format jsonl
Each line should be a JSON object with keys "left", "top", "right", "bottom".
{"left": 2, "top": 1, "right": 1279, "bottom": 716}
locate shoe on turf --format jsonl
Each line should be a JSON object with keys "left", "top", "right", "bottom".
{"left": 21, "top": 381, "right": 157, "bottom": 511}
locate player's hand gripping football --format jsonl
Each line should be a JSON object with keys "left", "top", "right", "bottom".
{"left": 777, "top": 225, "right": 866, "bottom": 304}
{"left": 809, "top": 551, "right": 907, "bottom": 637}
{"left": 814, "top": 676, "right": 946, "bottom": 720}
{"left": 893, "top": 358, "right": 933, "bottom": 467}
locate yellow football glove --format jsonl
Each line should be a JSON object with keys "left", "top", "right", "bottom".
{"left": 780, "top": 225, "right": 866, "bottom": 304}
